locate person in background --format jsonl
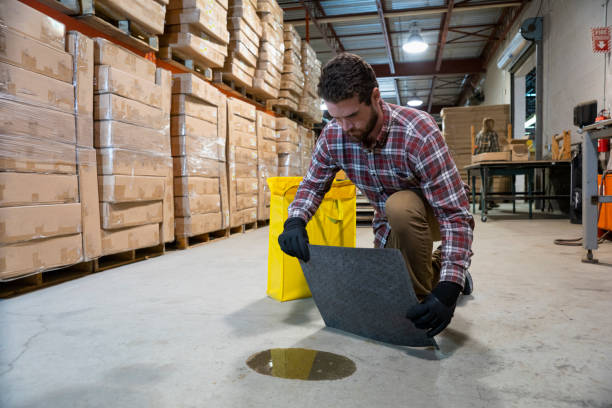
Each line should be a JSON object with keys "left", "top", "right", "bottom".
{"left": 474, "top": 117, "right": 500, "bottom": 209}
{"left": 277, "top": 53, "right": 474, "bottom": 338}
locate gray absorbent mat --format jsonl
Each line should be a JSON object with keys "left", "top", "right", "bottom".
{"left": 299, "top": 245, "right": 436, "bottom": 347}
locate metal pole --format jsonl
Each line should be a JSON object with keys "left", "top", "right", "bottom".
{"left": 535, "top": 40, "right": 543, "bottom": 160}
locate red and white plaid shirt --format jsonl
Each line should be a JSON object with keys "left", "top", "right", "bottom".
{"left": 288, "top": 101, "right": 474, "bottom": 285}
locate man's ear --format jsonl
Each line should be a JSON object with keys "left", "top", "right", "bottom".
{"left": 371, "top": 87, "right": 381, "bottom": 105}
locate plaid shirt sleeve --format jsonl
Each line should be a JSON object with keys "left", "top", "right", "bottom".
{"left": 413, "top": 115, "right": 474, "bottom": 286}
{"left": 287, "top": 129, "right": 339, "bottom": 222}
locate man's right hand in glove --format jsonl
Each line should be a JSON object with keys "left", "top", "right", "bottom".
{"left": 278, "top": 217, "right": 310, "bottom": 262}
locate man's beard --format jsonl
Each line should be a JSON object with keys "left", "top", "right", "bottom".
{"left": 348, "top": 106, "right": 378, "bottom": 146}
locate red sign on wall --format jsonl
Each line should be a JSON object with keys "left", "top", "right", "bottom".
{"left": 592, "top": 27, "right": 610, "bottom": 53}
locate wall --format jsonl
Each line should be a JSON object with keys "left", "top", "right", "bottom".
{"left": 482, "top": 0, "right": 610, "bottom": 152}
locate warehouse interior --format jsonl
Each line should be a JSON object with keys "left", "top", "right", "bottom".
{"left": 1, "top": 0, "right": 612, "bottom": 407}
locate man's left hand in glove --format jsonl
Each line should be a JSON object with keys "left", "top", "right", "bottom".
{"left": 405, "top": 281, "right": 462, "bottom": 337}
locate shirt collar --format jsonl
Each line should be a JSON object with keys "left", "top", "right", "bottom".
{"left": 374, "top": 100, "right": 392, "bottom": 148}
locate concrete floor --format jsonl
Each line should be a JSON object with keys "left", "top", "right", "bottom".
{"left": 1, "top": 205, "right": 612, "bottom": 408}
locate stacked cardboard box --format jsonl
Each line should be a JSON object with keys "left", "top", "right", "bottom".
{"left": 227, "top": 97, "right": 258, "bottom": 226}
{"left": 256, "top": 111, "right": 278, "bottom": 220}
{"left": 440, "top": 104, "right": 510, "bottom": 183}
{"left": 268, "top": 24, "right": 304, "bottom": 111}
{"left": 172, "top": 73, "right": 230, "bottom": 237}
{"left": 95, "top": 0, "right": 167, "bottom": 36}
{"left": 162, "top": 0, "right": 230, "bottom": 73}
{"left": 94, "top": 38, "right": 173, "bottom": 256}
{"left": 0, "top": 1, "right": 101, "bottom": 279}
{"left": 222, "top": 0, "right": 262, "bottom": 88}
{"left": 298, "top": 41, "right": 322, "bottom": 123}
{"left": 251, "top": 0, "right": 284, "bottom": 99}
{"left": 299, "top": 125, "right": 314, "bottom": 175}
{"left": 276, "top": 117, "right": 301, "bottom": 176}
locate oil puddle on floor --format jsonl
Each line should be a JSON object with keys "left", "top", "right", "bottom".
{"left": 246, "top": 348, "right": 356, "bottom": 381}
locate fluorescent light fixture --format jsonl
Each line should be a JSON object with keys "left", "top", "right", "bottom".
{"left": 402, "top": 25, "right": 428, "bottom": 54}
{"left": 525, "top": 115, "right": 536, "bottom": 128}
{"left": 320, "top": 101, "right": 327, "bottom": 111}
{"left": 407, "top": 98, "right": 423, "bottom": 107}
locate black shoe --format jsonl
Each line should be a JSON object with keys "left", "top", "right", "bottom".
{"left": 463, "top": 271, "right": 473, "bottom": 295}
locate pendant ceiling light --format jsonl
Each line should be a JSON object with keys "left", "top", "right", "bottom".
{"left": 403, "top": 24, "right": 428, "bottom": 54}
{"left": 407, "top": 98, "right": 423, "bottom": 107}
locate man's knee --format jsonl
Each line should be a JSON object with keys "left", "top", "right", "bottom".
{"left": 385, "top": 190, "right": 428, "bottom": 227}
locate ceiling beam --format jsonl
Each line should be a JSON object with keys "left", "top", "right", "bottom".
{"left": 372, "top": 58, "right": 484, "bottom": 78}
{"left": 285, "top": 1, "right": 523, "bottom": 26}
{"left": 375, "top": 0, "right": 395, "bottom": 75}
{"left": 393, "top": 79, "right": 401, "bottom": 105}
{"left": 434, "top": 0, "right": 454, "bottom": 72}
{"left": 427, "top": 76, "right": 437, "bottom": 112}
{"left": 302, "top": 24, "right": 495, "bottom": 42}
{"left": 456, "top": 1, "right": 528, "bottom": 105}
{"left": 299, "top": 0, "right": 345, "bottom": 54}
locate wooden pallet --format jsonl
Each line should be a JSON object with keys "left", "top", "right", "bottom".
{"left": 229, "top": 221, "right": 258, "bottom": 235}
{"left": 356, "top": 193, "right": 374, "bottom": 226}
{"left": 213, "top": 72, "right": 266, "bottom": 108}
{"left": 257, "top": 219, "right": 270, "bottom": 228}
{"left": 75, "top": 0, "right": 159, "bottom": 53}
{"left": 159, "top": 47, "right": 213, "bottom": 81}
{"left": 0, "top": 262, "right": 94, "bottom": 299}
{"left": 93, "top": 243, "right": 165, "bottom": 272}
{"left": 169, "top": 228, "right": 231, "bottom": 250}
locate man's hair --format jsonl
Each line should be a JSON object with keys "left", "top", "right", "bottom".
{"left": 317, "top": 53, "right": 379, "bottom": 105}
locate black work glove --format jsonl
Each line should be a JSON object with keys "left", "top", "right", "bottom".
{"left": 406, "top": 281, "right": 462, "bottom": 337}
{"left": 278, "top": 217, "right": 310, "bottom": 262}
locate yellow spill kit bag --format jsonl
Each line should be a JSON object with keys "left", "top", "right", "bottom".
{"left": 267, "top": 177, "right": 356, "bottom": 301}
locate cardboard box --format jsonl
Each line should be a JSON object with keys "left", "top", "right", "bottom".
{"left": 471, "top": 151, "right": 511, "bottom": 163}
{"left": 278, "top": 152, "right": 301, "bottom": 167}
{"left": 95, "top": 0, "right": 166, "bottom": 34}
{"left": 259, "top": 139, "right": 276, "bottom": 154}
{"left": 77, "top": 148, "right": 102, "bottom": 260}
{"left": 0, "top": 62, "right": 74, "bottom": 114}
{"left": 0, "top": 99, "right": 76, "bottom": 145}
{"left": 95, "top": 65, "right": 163, "bottom": 109}
{"left": 163, "top": 168, "right": 175, "bottom": 242}
{"left": 236, "top": 178, "right": 258, "bottom": 194}
{"left": 230, "top": 114, "right": 256, "bottom": 133}
{"left": 510, "top": 140, "right": 530, "bottom": 161}
{"left": 257, "top": 111, "right": 275, "bottom": 130}
{"left": 97, "top": 148, "right": 172, "bottom": 177}
{"left": 236, "top": 193, "right": 257, "bottom": 210}
{"left": 276, "top": 129, "right": 299, "bottom": 144}
{"left": 156, "top": 68, "right": 172, "bottom": 117}
{"left": 166, "top": 6, "right": 230, "bottom": 45}
{"left": 100, "top": 223, "right": 160, "bottom": 256}
{"left": 0, "top": 203, "right": 82, "bottom": 245}
{"left": 100, "top": 201, "right": 163, "bottom": 229}
{"left": 174, "top": 176, "right": 220, "bottom": 196}
{"left": 174, "top": 194, "right": 221, "bottom": 215}
{"left": 171, "top": 115, "right": 218, "bottom": 138}
{"left": 0, "top": 134, "right": 76, "bottom": 174}
{"left": 277, "top": 141, "right": 299, "bottom": 154}
{"left": 0, "top": 0, "right": 66, "bottom": 51}
{"left": 173, "top": 156, "right": 223, "bottom": 177}
{"left": 228, "top": 39, "right": 258, "bottom": 67}
{"left": 231, "top": 162, "right": 258, "bottom": 178}
{"left": 276, "top": 117, "right": 298, "bottom": 130}
{"left": 98, "top": 175, "right": 165, "bottom": 202}
{"left": 233, "top": 146, "right": 258, "bottom": 165}
{"left": 228, "top": 2, "right": 262, "bottom": 37}
{"left": 228, "top": 130, "right": 257, "bottom": 149}
{"left": 222, "top": 57, "right": 255, "bottom": 87}
{"left": 93, "top": 38, "right": 156, "bottom": 83}
{"left": 95, "top": 120, "right": 170, "bottom": 154}
{"left": 171, "top": 94, "right": 218, "bottom": 123}
{"left": 0, "top": 173, "right": 78, "bottom": 207}
{"left": 169, "top": 0, "right": 228, "bottom": 10}
{"left": 160, "top": 33, "right": 226, "bottom": 68}
{"left": 229, "top": 207, "right": 256, "bottom": 227}
{"left": 0, "top": 26, "right": 72, "bottom": 83}
{"left": 0, "top": 234, "right": 83, "bottom": 280}
{"left": 171, "top": 134, "right": 223, "bottom": 161}
{"left": 172, "top": 73, "right": 223, "bottom": 106}
{"left": 66, "top": 31, "right": 94, "bottom": 117}
{"left": 94, "top": 94, "right": 165, "bottom": 129}
{"left": 175, "top": 212, "right": 224, "bottom": 237}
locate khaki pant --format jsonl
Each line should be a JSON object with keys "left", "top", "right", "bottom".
{"left": 384, "top": 190, "right": 442, "bottom": 300}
